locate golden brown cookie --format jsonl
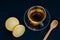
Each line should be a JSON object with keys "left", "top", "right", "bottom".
{"left": 5, "top": 17, "right": 19, "bottom": 31}
{"left": 12, "top": 25, "right": 25, "bottom": 38}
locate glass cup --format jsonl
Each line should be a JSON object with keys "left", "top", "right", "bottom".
{"left": 27, "top": 6, "right": 46, "bottom": 26}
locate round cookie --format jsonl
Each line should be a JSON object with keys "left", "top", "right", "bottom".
{"left": 12, "top": 25, "right": 25, "bottom": 38}
{"left": 5, "top": 17, "right": 19, "bottom": 31}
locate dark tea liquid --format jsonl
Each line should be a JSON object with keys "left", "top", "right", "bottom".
{"left": 30, "top": 11, "right": 45, "bottom": 22}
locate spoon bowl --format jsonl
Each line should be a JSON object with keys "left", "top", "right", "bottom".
{"left": 50, "top": 20, "right": 58, "bottom": 30}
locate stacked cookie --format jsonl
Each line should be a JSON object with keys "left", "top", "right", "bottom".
{"left": 5, "top": 17, "right": 25, "bottom": 38}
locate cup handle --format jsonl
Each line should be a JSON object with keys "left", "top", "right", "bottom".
{"left": 40, "top": 23, "right": 44, "bottom": 27}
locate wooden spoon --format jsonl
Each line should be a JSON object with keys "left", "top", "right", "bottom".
{"left": 43, "top": 20, "right": 58, "bottom": 40}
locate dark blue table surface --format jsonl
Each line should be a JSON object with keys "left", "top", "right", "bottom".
{"left": 0, "top": 0, "right": 60, "bottom": 40}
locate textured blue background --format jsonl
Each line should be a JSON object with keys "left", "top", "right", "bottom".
{"left": 0, "top": 0, "right": 60, "bottom": 40}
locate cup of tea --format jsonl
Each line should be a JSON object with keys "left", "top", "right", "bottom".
{"left": 27, "top": 6, "right": 46, "bottom": 26}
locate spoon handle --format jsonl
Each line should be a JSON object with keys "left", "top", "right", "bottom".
{"left": 43, "top": 29, "right": 52, "bottom": 40}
